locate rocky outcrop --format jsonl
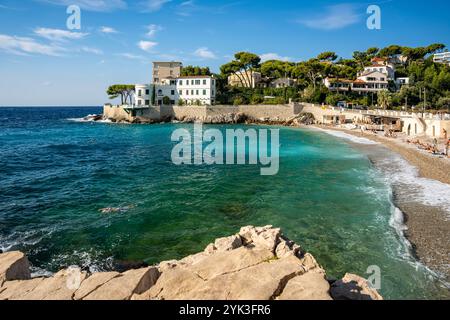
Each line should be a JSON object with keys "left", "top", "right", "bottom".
{"left": 0, "top": 226, "right": 382, "bottom": 300}
{"left": 330, "top": 273, "right": 384, "bottom": 300}
{"left": 0, "top": 251, "right": 31, "bottom": 286}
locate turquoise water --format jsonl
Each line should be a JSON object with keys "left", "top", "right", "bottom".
{"left": 0, "top": 107, "right": 448, "bottom": 299}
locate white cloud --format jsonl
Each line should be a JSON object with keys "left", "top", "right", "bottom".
{"left": 100, "top": 26, "right": 118, "bottom": 34}
{"left": 260, "top": 53, "right": 292, "bottom": 62}
{"left": 141, "top": 0, "right": 171, "bottom": 12}
{"left": 176, "top": 0, "right": 196, "bottom": 16}
{"left": 146, "top": 24, "right": 163, "bottom": 38}
{"left": 138, "top": 40, "right": 158, "bottom": 52}
{"left": 0, "top": 34, "right": 63, "bottom": 56}
{"left": 194, "top": 47, "right": 216, "bottom": 59}
{"left": 297, "top": 4, "right": 361, "bottom": 30}
{"left": 118, "top": 53, "right": 146, "bottom": 60}
{"left": 34, "top": 28, "right": 88, "bottom": 41}
{"left": 37, "top": 0, "right": 127, "bottom": 12}
{"left": 81, "top": 46, "right": 103, "bottom": 55}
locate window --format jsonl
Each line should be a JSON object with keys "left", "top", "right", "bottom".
{"left": 195, "top": 80, "right": 201, "bottom": 85}
{"left": 157, "top": 89, "right": 163, "bottom": 96}
{"left": 145, "top": 100, "right": 150, "bottom": 105}
{"left": 145, "top": 89, "right": 149, "bottom": 95}
{"left": 196, "top": 90, "right": 199, "bottom": 95}
{"left": 212, "top": 80, "right": 215, "bottom": 85}
{"left": 170, "top": 80, "right": 176, "bottom": 85}
{"left": 179, "top": 90, "right": 182, "bottom": 95}
{"left": 171, "top": 90, "right": 175, "bottom": 96}
{"left": 212, "top": 90, "right": 215, "bottom": 96}
{"left": 203, "top": 80, "right": 207, "bottom": 85}
{"left": 138, "top": 90, "right": 142, "bottom": 97}
{"left": 186, "top": 90, "right": 189, "bottom": 95}
{"left": 179, "top": 80, "right": 183, "bottom": 85}
{"left": 203, "top": 90, "right": 206, "bottom": 95}
{"left": 191, "top": 90, "right": 194, "bottom": 95}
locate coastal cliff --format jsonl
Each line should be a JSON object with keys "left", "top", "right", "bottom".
{"left": 0, "top": 226, "right": 382, "bottom": 300}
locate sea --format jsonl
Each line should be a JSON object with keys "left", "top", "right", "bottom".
{"left": 0, "top": 107, "right": 449, "bottom": 299}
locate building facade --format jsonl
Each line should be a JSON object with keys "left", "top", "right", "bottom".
{"left": 228, "top": 71, "right": 262, "bottom": 88}
{"left": 134, "top": 76, "right": 216, "bottom": 107}
{"left": 152, "top": 62, "right": 182, "bottom": 84}
{"left": 433, "top": 52, "right": 450, "bottom": 66}
{"left": 324, "top": 57, "right": 406, "bottom": 94}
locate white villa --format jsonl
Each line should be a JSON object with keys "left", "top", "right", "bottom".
{"left": 134, "top": 62, "right": 217, "bottom": 107}
{"left": 324, "top": 58, "right": 408, "bottom": 94}
{"left": 433, "top": 52, "right": 450, "bottom": 66}
{"left": 135, "top": 76, "right": 216, "bottom": 107}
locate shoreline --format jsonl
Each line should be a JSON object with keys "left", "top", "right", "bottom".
{"left": 73, "top": 114, "right": 450, "bottom": 285}
{"left": 314, "top": 125, "right": 450, "bottom": 283}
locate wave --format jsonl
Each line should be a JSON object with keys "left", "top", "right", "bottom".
{"left": 379, "top": 152, "right": 450, "bottom": 216}
{"left": 67, "top": 115, "right": 111, "bottom": 123}
{"left": 0, "top": 227, "right": 56, "bottom": 252}
{"left": 316, "top": 128, "right": 379, "bottom": 145}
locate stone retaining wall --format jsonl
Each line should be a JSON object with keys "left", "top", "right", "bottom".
{"left": 103, "top": 104, "right": 302, "bottom": 123}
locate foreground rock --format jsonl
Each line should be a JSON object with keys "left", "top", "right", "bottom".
{"left": 0, "top": 252, "right": 30, "bottom": 286}
{"left": 0, "top": 226, "right": 382, "bottom": 300}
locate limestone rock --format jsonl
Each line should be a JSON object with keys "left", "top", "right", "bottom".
{"left": 0, "top": 278, "right": 45, "bottom": 300}
{"left": 239, "top": 226, "right": 281, "bottom": 252}
{"left": 330, "top": 273, "right": 383, "bottom": 301}
{"left": 0, "top": 251, "right": 31, "bottom": 286}
{"left": 83, "top": 267, "right": 159, "bottom": 300}
{"left": 189, "top": 255, "right": 306, "bottom": 300}
{"left": 213, "top": 235, "right": 242, "bottom": 252}
{"left": 136, "top": 267, "right": 204, "bottom": 300}
{"left": 188, "top": 247, "right": 274, "bottom": 280}
{"left": 299, "top": 253, "right": 321, "bottom": 272}
{"left": 74, "top": 272, "right": 119, "bottom": 300}
{"left": 277, "top": 272, "right": 332, "bottom": 300}
{"left": 0, "top": 227, "right": 383, "bottom": 301}
{"left": 276, "top": 237, "right": 302, "bottom": 258}
{"left": 18, "top": 268, "right": 87, "bottom": 300}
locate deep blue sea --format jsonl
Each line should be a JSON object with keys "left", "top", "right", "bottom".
{"left": 0, "top": 107, "right": 448, "bottom": 299}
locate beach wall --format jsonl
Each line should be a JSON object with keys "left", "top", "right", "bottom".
{"left": 103, "top": 104, "right": 302, "bottom": 122}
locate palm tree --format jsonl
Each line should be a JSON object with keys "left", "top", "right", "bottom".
{"left": 377, "top": 90, "right": 392, "bottom": 110}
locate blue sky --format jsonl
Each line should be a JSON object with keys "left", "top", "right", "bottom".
{"left": 0, "top": 0, "right": 449, "bottom": 106}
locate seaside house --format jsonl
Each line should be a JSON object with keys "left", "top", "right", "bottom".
{"left": 228, "top": 70, "right": 263, "bottom": 88}
{"left": 134, "top": 76, "right": 216, "bottom": 107}
{"left": 324, "top": 57, "right": 408, "bottom": 94}
{"left": 270, "top": 77, "right": 296, "bottom": 88}
{"left": 433, "top": 52, "right": 450, "bottom": 66}
{"left": 152, "top": 62, "right": 183, "bottom": 84}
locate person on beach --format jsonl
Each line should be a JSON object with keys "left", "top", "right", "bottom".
{"left": 446, "top": 139, "right": 450, "bottom": 157}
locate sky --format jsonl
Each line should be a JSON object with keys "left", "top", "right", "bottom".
{"left": 0, "top": 0, "right": 449, "bottom": 106}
